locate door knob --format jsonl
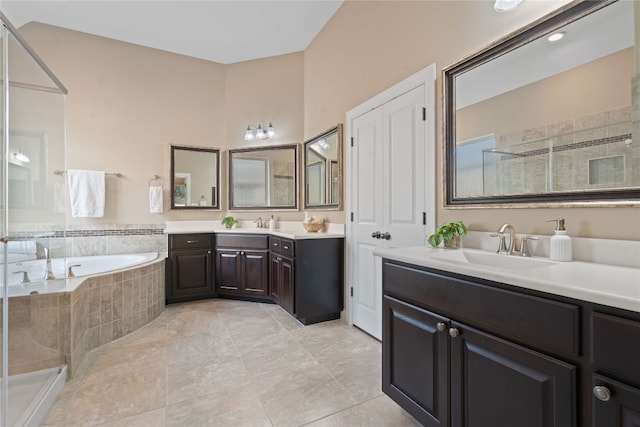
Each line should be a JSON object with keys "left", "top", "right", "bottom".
{"left": 371, "top": 231, "right": 381, "bottom": 239}
{"left": 436, "top": 322, "right": 446, "bottom": 332}
{"left": 593, "top": 386, "right": 611, "bottom": 402}
{"left": 381, "top": 232, "right": 391, "bottom": 240}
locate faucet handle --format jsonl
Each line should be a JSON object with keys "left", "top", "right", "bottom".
{"left": 520, "top": 236, "right": 539, "bottom": 257}
{"left": 14, "top": 270, "right": 30, "bottom": 284}
{"left": 489, "top": 233, "right": 509, "bottom": 255}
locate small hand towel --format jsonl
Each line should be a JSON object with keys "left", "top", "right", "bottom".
{"left": 149, "top": 186, "right": 163, "bottom": 213}
{"left": 68, "top": 170, "right": 105, "bottom": 218}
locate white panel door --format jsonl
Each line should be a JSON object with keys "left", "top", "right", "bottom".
{"left": 351, "top": 107, "right": 384, "bottom": 339}
{"left": 350, "top": 85, "right": 426, "bottom": 340}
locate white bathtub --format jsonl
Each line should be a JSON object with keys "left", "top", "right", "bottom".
{"left": 3, "top": 253, "right": 159, "bottom": 296}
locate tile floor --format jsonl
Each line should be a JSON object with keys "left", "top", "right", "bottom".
{"left": 41, "top": 299, "right": 420, "bottom": 426}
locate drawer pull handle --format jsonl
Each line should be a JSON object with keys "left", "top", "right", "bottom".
{"left": 283, "top": 246, "right": 289, "bottom": 250}
{"left": 448, "top": 327, "right": 459, "bottom": 338}
{"left": 186, "top": 240, "right": 198, "bottom": 244}
{"left": 436, "top": 322, "right": 446, "bottom": 332}
{"left": 273, "top": 243, "right": 278, "bottom": 247}
{"left": 593, "top": 386, "right": 611, "bottom": 402}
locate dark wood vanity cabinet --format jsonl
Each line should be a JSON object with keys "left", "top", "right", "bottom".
{"left": 383, "top": 259, "right": 578, "bottom": 427}
{"left": 382, "top": 258, "right": 640, "bottom": 427}
{"left": 215, "top": 234, "right": 270, "bottom": 300}
{"left": 590, "top": 312, "right": 640, "bottom": 427}
{"left": 270, "top": 236, "right": 344, "bottom": 325}
{"left": 166, "top": 233, "right": 216, "bottom": 304}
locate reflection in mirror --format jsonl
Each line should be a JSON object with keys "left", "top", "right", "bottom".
{"left": 445, "top": 0, "right": 640, "bottom": 206}
{"left": 229, "top": 144, "right": 298, "bottom": 210}
{"left": 8, "top": 131, "right": 46, "bottom": 208}
{"left": 170, "top": 145, "right": 220, "bottom": 209}
{"left": 304, "top": 124, "right": 342, "bottom": 210}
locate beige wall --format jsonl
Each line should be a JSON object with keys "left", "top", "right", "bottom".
{"left": 17, "top": 1, "right": 640, "bottom": 240}
{"left": 304, "top": 0, "right": 639, "bottom": 240}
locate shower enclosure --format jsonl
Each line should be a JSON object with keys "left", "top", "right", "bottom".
{"left": 1, "top": 12, "right": 68, "bottom": 426}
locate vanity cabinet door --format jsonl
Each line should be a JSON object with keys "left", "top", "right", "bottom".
{"left": 382, "top": 295, "right": 449, "bottom": 427}
{"left": 592, "top": 374, "right": 640, "bottom": 427}
{"left": 241, "top": 249, "right": 270, "bottom": 297}
{"left": 215, "top": 249, "right": 243, "bottom": 294}
{"left": 167, "top": 233, "right": 216, "bottom": 304}
{"left": 450, "top": 322, "right": 576, "bottom": 427}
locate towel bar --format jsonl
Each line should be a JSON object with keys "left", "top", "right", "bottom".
{"left": 54, "top": 170, "right": 122, "bottom": 177}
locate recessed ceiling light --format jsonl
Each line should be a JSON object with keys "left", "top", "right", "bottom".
{"left": 494, "top": 0, "right": 525, "bottom": 12}
{"left": 548, "top": 32, "right": 565, "bottom": 42}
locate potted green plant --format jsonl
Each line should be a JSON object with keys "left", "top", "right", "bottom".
{"left": 427, "top": 220, "right": 467, "bottom": 249}
{"left": 221, "top": 216, "right": 238, "bottom": 229}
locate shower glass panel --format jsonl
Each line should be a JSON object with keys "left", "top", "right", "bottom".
{"left": 1, "top": 15, "right": 67, "bottom": 426}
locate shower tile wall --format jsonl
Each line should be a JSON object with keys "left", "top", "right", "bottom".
{"left": 490, "top": 107, "right": 639, "bottom": 195}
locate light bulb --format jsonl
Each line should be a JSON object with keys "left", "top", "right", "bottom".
{"left": 256, "top": 125, "right": 266, "bottom": 140}
{"left": 266, "top": 123, "right": 275, "bottom": 138}
{"left": 244, "top": 126, "right": 255, "bottom": 141}
{"left": 547, "top": 32, "right": 565, "bottom": 42}
{"left": 494, "top": 0, "right": 524, "bottom": 12}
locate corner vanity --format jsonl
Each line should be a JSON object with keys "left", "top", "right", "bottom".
{"left": 165, "top": 221, "right": 344, "bottom": 325}
{"left": 375, "top": 245, "right": 640, "bottom": 427}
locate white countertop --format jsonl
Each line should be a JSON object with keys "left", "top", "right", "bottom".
{"left": 375, "top": 246, "right": 640, "bottom": 313}
{"left": 164, "top": 220, "right": 344, "bottom": 240}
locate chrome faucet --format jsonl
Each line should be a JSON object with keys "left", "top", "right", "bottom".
{"left": 491, "top": 223, "right": 516, "bottom": 255}
{"left": 43, "top": 247, "right": 55, "bottom": 280}
{"left": 255, "top": 217, "right": 264, "bottom": 229}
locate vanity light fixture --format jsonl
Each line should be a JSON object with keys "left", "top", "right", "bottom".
{"left": 244, "top": 123, "right": 276, "bottom": 141}
{"left": 547, "top": 32, "right": 565, "bottom": 42}
{"left": 13, "top": 151, "right": 29, "bottom": 163}
{"left": 494, "top": 0, "right": 524, "bottom": 12}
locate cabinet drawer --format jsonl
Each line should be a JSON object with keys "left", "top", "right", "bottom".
{"left": 270, "top": 237, "right": 282, "bottom": 254}
{"left": 169, "top": 234, "right": 214, "bottom": 250}
{"left": 216, "top": 234, "right": 269, "bottom": 249}
{"left": 591, "top": 312, "right": 640, "bottom": 386}
{"left": 280, "top": 239, "right": 295, "bottom": 257}
{"left": 383, "top": 260, "right": 580, "bottom": 358}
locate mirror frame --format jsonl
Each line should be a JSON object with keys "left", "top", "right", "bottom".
{"left": 303, "top": 124, "right": 343, "bottom": 210}
{"left": 444, "top": 0, "right": 640, "bottom": 207}
{"left": 228, "top": 143, "right": 299, "bottom": 211}
{"left": 170, "top": 145, "right": 221, "bottom": 210}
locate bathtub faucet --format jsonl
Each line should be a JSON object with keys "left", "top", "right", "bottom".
{"left": 43, "top": 248, "right": 55, "bottom": 280}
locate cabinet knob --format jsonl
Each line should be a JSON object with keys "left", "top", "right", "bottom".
{"left": 448, "top": 327, "right": 459, "bottom": 338}
{"left": 436, "top": 322, "right": 446, "bottom": 332}
{"left": 207, "top": 250, "right": 211, "bottom": 255}
{"left": 593, "top": 386, "right": 611, "bottom": 402}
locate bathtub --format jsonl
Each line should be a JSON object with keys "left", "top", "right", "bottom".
{"left": 3, "top": 252, "right": 159, "bottom": 296}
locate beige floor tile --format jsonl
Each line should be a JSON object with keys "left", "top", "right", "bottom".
{"left": 43, "top": 298, "right": 418, "bottom": 427}
{"left": 304, "top": 394, "right": 422, "bottom": 427}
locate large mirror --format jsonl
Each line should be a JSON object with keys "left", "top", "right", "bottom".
{"left": 8, "top": 130, "right": 46, "bottom": 208}
{"left": 445, "top": 0, "right": 640, "bottom": 206}
{"left": 229, "top": 144, "right": 298, "bottom": 210}
{"left": 170, "top": 145, "right": 220, "bottom": 209}
{"left": 304, "top": 124, "right": 343, "bottom": 210}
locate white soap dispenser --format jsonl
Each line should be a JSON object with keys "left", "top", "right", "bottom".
{"left": 546, "top": 218, "right": 572, "bottom": 262}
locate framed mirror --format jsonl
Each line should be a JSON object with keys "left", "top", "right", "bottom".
{"left": 444, "top": 0, "right": 639, "bottom": 207}
{"left": 304, "top": 124, "right": 343, "bottom": 210}
{"left": 229, "top": 144, "right": 298, "bottom": 210}
{"left": 170, "top": 145, "right": 220, "bottom": 209}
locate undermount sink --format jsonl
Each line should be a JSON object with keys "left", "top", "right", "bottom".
{"left": 431, "top": 249, "right": 556, "bottom": 271}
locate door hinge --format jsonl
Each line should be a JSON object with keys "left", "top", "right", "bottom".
{"left": 423, "top": 212, "right": 426, "bottom": 225}
{"left": 351, "top": 137, "right": 354, "bottom": 147}
{"left": 350, "top": 212, "right": 354, "bottom": 222}
{"left": 422, "top": 107, "right": 426, "bottom": 121}
{"left": 350, "top": 287, "right": 354, "bottom": 297}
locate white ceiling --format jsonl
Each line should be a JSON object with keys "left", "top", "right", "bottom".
{"left": 1, "top": 0, "right": 344, "bottom": 64}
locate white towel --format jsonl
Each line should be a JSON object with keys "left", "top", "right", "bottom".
{"left": 68, "top": 170, "right": 105, "bottom": 217}
{"left": 149, "top": 186, "right": 163, "bottom": 213}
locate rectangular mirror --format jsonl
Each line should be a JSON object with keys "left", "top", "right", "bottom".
{"left": 8, "top": 130, "right": 46, "bottom": 208}
{"left": 304, "top": 124, "right": 343, "bottom": 210}
{"left": 444, "top": 0, "right": 640, "bottom": 206}
{"left": 170, "top": 145, "right": 220, "bottom": 209}
{"left": 229, "top": 144, "right": 298, "bottom": 210}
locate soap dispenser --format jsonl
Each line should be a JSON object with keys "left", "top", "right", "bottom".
{"left": 546, "top": 218, "right": 572, "bottom": 262}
